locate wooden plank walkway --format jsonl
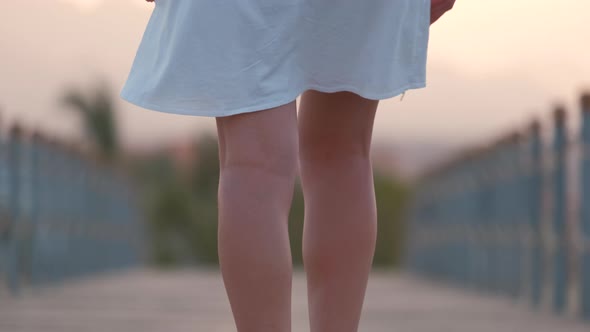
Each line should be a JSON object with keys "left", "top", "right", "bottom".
{"left": 1, "top": 268, "right": 588, "bottom": 332}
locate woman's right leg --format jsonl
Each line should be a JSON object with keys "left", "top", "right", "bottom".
{"left": 298, "top": 90, "right": 380, "bottom": 332}
{"left": 215, "top": 101, "right": 299, "bottom": 332}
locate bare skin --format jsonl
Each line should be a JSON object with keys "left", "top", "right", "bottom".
{"left": 431, "top": 0, "right": 456, "bottom": 24}
{"left": 216, "top": 101, "right": 298, "bottom": 332}
{"left": 142, "top": 0, "right": 457, "bottom": 331}
{"left": 298, "top": 90, "right": 379, "bottom": 332}
{"left": 216, "top": 90, "right": 379, "bottom": 332}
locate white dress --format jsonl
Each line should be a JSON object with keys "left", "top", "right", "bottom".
{"left": 120, "top": 0, "right": 431, "bottom": 117}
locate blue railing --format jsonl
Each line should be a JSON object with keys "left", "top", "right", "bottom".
{"left": 0, "top": 121, "right": 146, "bottom": 295}
{"left": 405, "top": 91, "right": 590, "bottom": 321}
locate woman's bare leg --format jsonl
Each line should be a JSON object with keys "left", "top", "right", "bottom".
{"left": 215, "top": 101, "right": 299, "bottom": 332}
{"left": 298, "top": 90, "right": 379, "bottom": 332}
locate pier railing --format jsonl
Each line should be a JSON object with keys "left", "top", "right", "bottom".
{"left": 405, "top": 91, "right": 590, "bottom": 322}
{"left": 0, "top": 120, "right": 146, "bottom": 295}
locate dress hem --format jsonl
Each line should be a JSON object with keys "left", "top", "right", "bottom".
{"left": 119, "top": 81, "right": 427, "bottom": 118}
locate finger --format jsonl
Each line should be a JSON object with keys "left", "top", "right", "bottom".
{"left": 431, "top": 2, "right": 453, "bottom": 13}
{"left": 432, "top": 0, "right": 455, "bottom": 10}
{"left": 430, "top": 2, "right": 454, "bottom": 24}
{"left": 430, "top": 8, "right": 448, "bottom": 24}
{"left": 430, "top": 13, "right": 442, "bottom": 24}
{"left": 431, "top": 0, "right": 451, "bottom": 8}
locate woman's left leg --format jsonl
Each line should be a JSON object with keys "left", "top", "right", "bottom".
{"left": 215, "top": 100, "right": 299, "bottom": 332}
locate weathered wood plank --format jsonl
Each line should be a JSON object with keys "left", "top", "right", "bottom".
{"left": 0, "top": 268, "right": 587, "bottom": 332}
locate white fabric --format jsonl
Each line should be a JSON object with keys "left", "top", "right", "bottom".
{"left": 120, "top": 0, "right": 431, "bottom": 117}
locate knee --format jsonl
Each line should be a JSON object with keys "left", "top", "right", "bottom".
{"left": 217, "top": 101, "right": 299, "bottom": 180}
{"left": 224, "top": 137, "right": 299, "bottom": 179}
{"left": 299, "top": 138, "right": 371, "bottom": 168}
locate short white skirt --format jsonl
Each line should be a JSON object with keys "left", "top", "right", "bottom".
{"left": 120, "top": 0, "right": 431, "bottom": 117}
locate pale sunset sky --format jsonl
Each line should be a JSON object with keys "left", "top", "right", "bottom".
{"left": 1, "top": 0, "right": 589, "bottom": 152}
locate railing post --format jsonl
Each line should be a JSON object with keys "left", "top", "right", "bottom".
{"left": 44, "top": 137, "right": 60, "bottom": 284}
{"left": 480, "top": 146, "right": 495, "bottom": 292}
{"left": 552, "top": 106, "right": 568, "bottom": 314}
{"left": 500, "top": 134, "right": 522, "bottom": 297}
{"left": 516, "top": 131, "right": 529, "bottom": 300}
{"left": 464, "top": 152, "right": 478, "bottom": 289}
{"left": 0, "top": 113, "right": 7, "bottom": 292}
{"left": 580, "top": 92, "right": 590, "bottom": 320}
{"left": 63, "top": 144, "right": 76, "bottom": 283}
{"left": 498, "top": 140, "right": 510, "bottom": 294}
{"left": 6, "top": 125, "right": 22, "bottom": 294}
{"left": 23, "top": 131, "right": 40, "bottom": 288}
{"left": 21, "top": 130, "right": 36, "bottom": 288}
{"left": 527, "top": 119, "right": 544, "bottom": 308}
{"left": 73, "top": 148, "right": 87, "bottom": 279}
{"left": 506, "top": 132, "right": 526, "bottom": 298}
{"left": 0, "top": 114, "right": 4, "bottom": 286}
{"left": 474, "top": 149, "right": 489, "bottom": 291}
{"left": 29, "top": 132, "right": 48, "bottom": 288}
{"left": 489, "top": 140, "right": 503, "bottom": 293}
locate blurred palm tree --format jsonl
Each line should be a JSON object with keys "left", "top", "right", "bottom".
{"left": 60, "top": 79, "right": 120, "bottom": 161}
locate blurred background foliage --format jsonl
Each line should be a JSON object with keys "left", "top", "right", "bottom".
{"left": 60, "top": 79, "right": 121, "bottom": 162}
{"left": 132, "top": 134, "right": 412, "bottom": 269}
{"left": 62, "top": 80, "right": 412, "bottom": 269}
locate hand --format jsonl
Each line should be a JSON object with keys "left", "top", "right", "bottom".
{"left": 430, "top": 0, "right": 456, "bottom": 25}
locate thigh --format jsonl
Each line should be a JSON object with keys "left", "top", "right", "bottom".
{"left": 215, "top": 100, "right": 299, "bottom": 176}
{"left": 298, "top": 90, "right": 379, "bottom": 161}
